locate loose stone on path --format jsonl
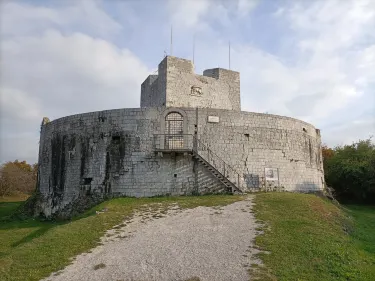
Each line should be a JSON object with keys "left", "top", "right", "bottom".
{"left": 43, "top": 196, "right": 261, "bottom": 281}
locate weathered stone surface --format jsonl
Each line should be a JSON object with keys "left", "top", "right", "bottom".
{"left": 36, "top": 56, "right": 324, "bottom": 218}
{"left": 141, "top": 56, "right": 240, "bottom": 111}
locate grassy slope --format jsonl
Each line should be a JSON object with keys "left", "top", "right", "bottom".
{"left": 1, "top": 193, "right": 374, "bottom": 281}
{"left": 252, "top": 193, "right": 375, "bottom": 281}
{"left": 0, "top": 195, "right": 242, "bottom": 281}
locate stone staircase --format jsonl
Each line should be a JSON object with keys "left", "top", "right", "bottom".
{"left": 192, "top": 136, "right": 243, "bottom": 194}
{"left": 153, "top": 134, "right": 243, "bottom": 194}
{"left": 192, "top": 151, "right": 242, "bottom": 194}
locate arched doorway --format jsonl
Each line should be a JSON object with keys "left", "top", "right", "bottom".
{"left": 165, "top": 112, "right": 184, "bottom": 149}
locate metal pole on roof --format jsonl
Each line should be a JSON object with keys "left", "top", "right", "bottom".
{"left": 193, "top": 33, "right": 195, "bottom": 64}
{"left": 229, "top": 41, "right": 231, "bottom": 70}
{"left": 170, "top": 25, "right": 173, "bottom": 56}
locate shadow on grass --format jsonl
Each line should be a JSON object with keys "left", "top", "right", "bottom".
{"left": 11, "top": 224, "right": 58, "bottom": 247}
{"left": 0, "top": 196, "right": 132, "bottom": 248}
{"left": 0, "top": 201, "right": 69, "bottom": 248}
{"left": 0, "top": 201, "right": 23, "bottom": 219}
{"left": 1, "top": 194, "right": 242, "bottom": 249}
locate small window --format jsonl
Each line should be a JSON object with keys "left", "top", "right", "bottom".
{"left": 83, "top": 178, "right": 92, "bottom": 185}
{"left": 112, "top": 135, "right": 121, "bottom": 144}
{"left": 303, "top": 128, "right": 307, "bottom": 132}
{"left": 174, "top": 174, "right": 177, "bottom": 178}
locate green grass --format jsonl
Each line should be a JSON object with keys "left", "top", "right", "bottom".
{"left": 0, "top": 194, "right": 242, "bottom": 281}
{"left": 2, "top": 193, "right": 374, "bottom": 281}
{"left": 0, "top": 194, "right": 30, "bottom": 219}
{"left": 252, "top": 193, "right": 375, "bottom": 281}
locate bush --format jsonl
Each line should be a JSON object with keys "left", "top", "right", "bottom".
{"left": 323, "top": 138, "right": 375, "bottom": 204}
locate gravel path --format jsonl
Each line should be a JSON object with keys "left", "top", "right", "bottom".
{"left": 43, "top": 196, "right": 260, "bottom": 281}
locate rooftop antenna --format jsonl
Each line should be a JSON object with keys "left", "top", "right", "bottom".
{"left": 229, "top": 41, "right": 231, "bottom": 70}
{"left": 193, "top": 33, "right": 195, "bottom": 65}
{"left": 170, "top": 25, "right": 173, "bottom": 56}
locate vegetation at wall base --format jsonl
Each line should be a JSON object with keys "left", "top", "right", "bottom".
{"left": 252, "top": 193, "right": 375, "bottom": 281}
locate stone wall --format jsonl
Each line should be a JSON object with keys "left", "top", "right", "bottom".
{"left": 140, "top": 56, "right": 241, "bottom": 111}
{"left": 140, "top": 75, "right": 162, "bottom": 107}
{"left": 36, "top": 108, "right": 227, "bottom": 218}
{"left": 37, "top": 107, "right": 324, "bottom": 218}
{"left": 188, "top": 109, "right": 324, "bottom": 192}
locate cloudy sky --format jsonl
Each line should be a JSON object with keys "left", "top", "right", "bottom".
{"left": 0, "top": 0, "right": 374, "bottom": 164}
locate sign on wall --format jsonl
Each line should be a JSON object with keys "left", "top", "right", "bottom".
{"left": 265, "top": 168, "right": 279, "bottom": 181}
{"left": 207, "top": 116, "right": 220, "bottom": 123}
{"left": 190, "top": 86, "right": 203, "bottom": 96}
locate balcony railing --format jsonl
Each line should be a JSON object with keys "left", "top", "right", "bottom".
{"left": 153, "top": 134, "right": 194, "bottom": 152}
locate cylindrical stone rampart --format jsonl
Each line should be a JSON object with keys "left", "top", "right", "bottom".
{"left": 36, "top": 107, "right": 324, "bottom": 218}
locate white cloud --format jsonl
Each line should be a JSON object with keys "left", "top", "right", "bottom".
{"left": 167, "top": 0, "right": 258, "bottom": 30}
{"left": 1, "top": 0, "right": 122, "bottom": 37}
{"left": 186, "top": 0, "right": 374, "bottom": 141}
{"left": 0, "top": 2, "right": 150, "bottom": 164}
{"left": 1, "top": 30, "right": 149, "bottom": 115}
{"left": 287, "top": 0, "right": 375, "bottom": 52}
{"left": 198, "top": 42, "right": 363, "bottom": 124}
{"left": 165, "top": 0, "right": 374, "bottom": 125}
{"left": 0, "top": 135, "right": 40, "bottom": 164}
{"left": 168, "top": 0, "right": 211, "bottom": 29}
{"left": 0, "top": 0, "right": 374, "bottom": 163}
{"left": 0, "top": 88, "right": 41, "bottom": 121}
{"left": 280, "top": 1, "right": 375, "bottom": 126}
{"left": 322, "top": 117, "right": 375, "bottom": 146}
{"left": 237, "top": 0, "right": 258, "bottom": 17}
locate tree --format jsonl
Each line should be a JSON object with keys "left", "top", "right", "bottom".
{"left": 324, "top": 138, "right": 375, "bottom": 204}
{"left": 0, "top": 160, "right": 37, "bottom": 197}
{"left": 322, "top": 144, "right": 335, "bottom": 161}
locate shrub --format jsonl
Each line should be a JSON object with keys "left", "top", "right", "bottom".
{"left": 323, "top": 138, "right": 375, "bottom": 204}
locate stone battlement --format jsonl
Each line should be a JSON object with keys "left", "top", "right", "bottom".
{"left": 141, "top": 56, "right": 240, "bottom": 111}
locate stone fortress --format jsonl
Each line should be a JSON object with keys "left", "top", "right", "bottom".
{"left": 36, "top": 56, "right": 324, "bottom": 218}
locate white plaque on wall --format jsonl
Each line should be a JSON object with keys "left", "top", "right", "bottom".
{"left": 208, "top": 116, "right": 219, "bottom": 123}
{"left": 265, "top": 168, "right": 279, "bottom": 181}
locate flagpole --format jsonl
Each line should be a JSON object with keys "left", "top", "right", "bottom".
{"left": 229, "top": 41, "right": 231, "bottom": 70}
{"left": 170, "top": 26, "right": 173, "bottom": 56}
{"left": 193, "top": 34, "right": 195, "bottom": 64}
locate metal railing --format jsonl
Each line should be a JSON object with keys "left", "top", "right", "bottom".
{"left": 153, "top": 134, "right": 194, "bottom": 151}
{"left": 153, "top": 134, "right": 243, "bottom": 192}
{"left": 193, "top": 136, "right": 243, "bottom": 192}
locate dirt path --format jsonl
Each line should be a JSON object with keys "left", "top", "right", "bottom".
{"left": 43, "top": 196, "right": 260, "bottom": 281}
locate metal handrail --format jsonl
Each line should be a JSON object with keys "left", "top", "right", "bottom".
{"left": 153, "top": 134, "right": 243, "bottom": 191}
{"left": 192, "top": 135, "right": 242, "bottom": 191}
